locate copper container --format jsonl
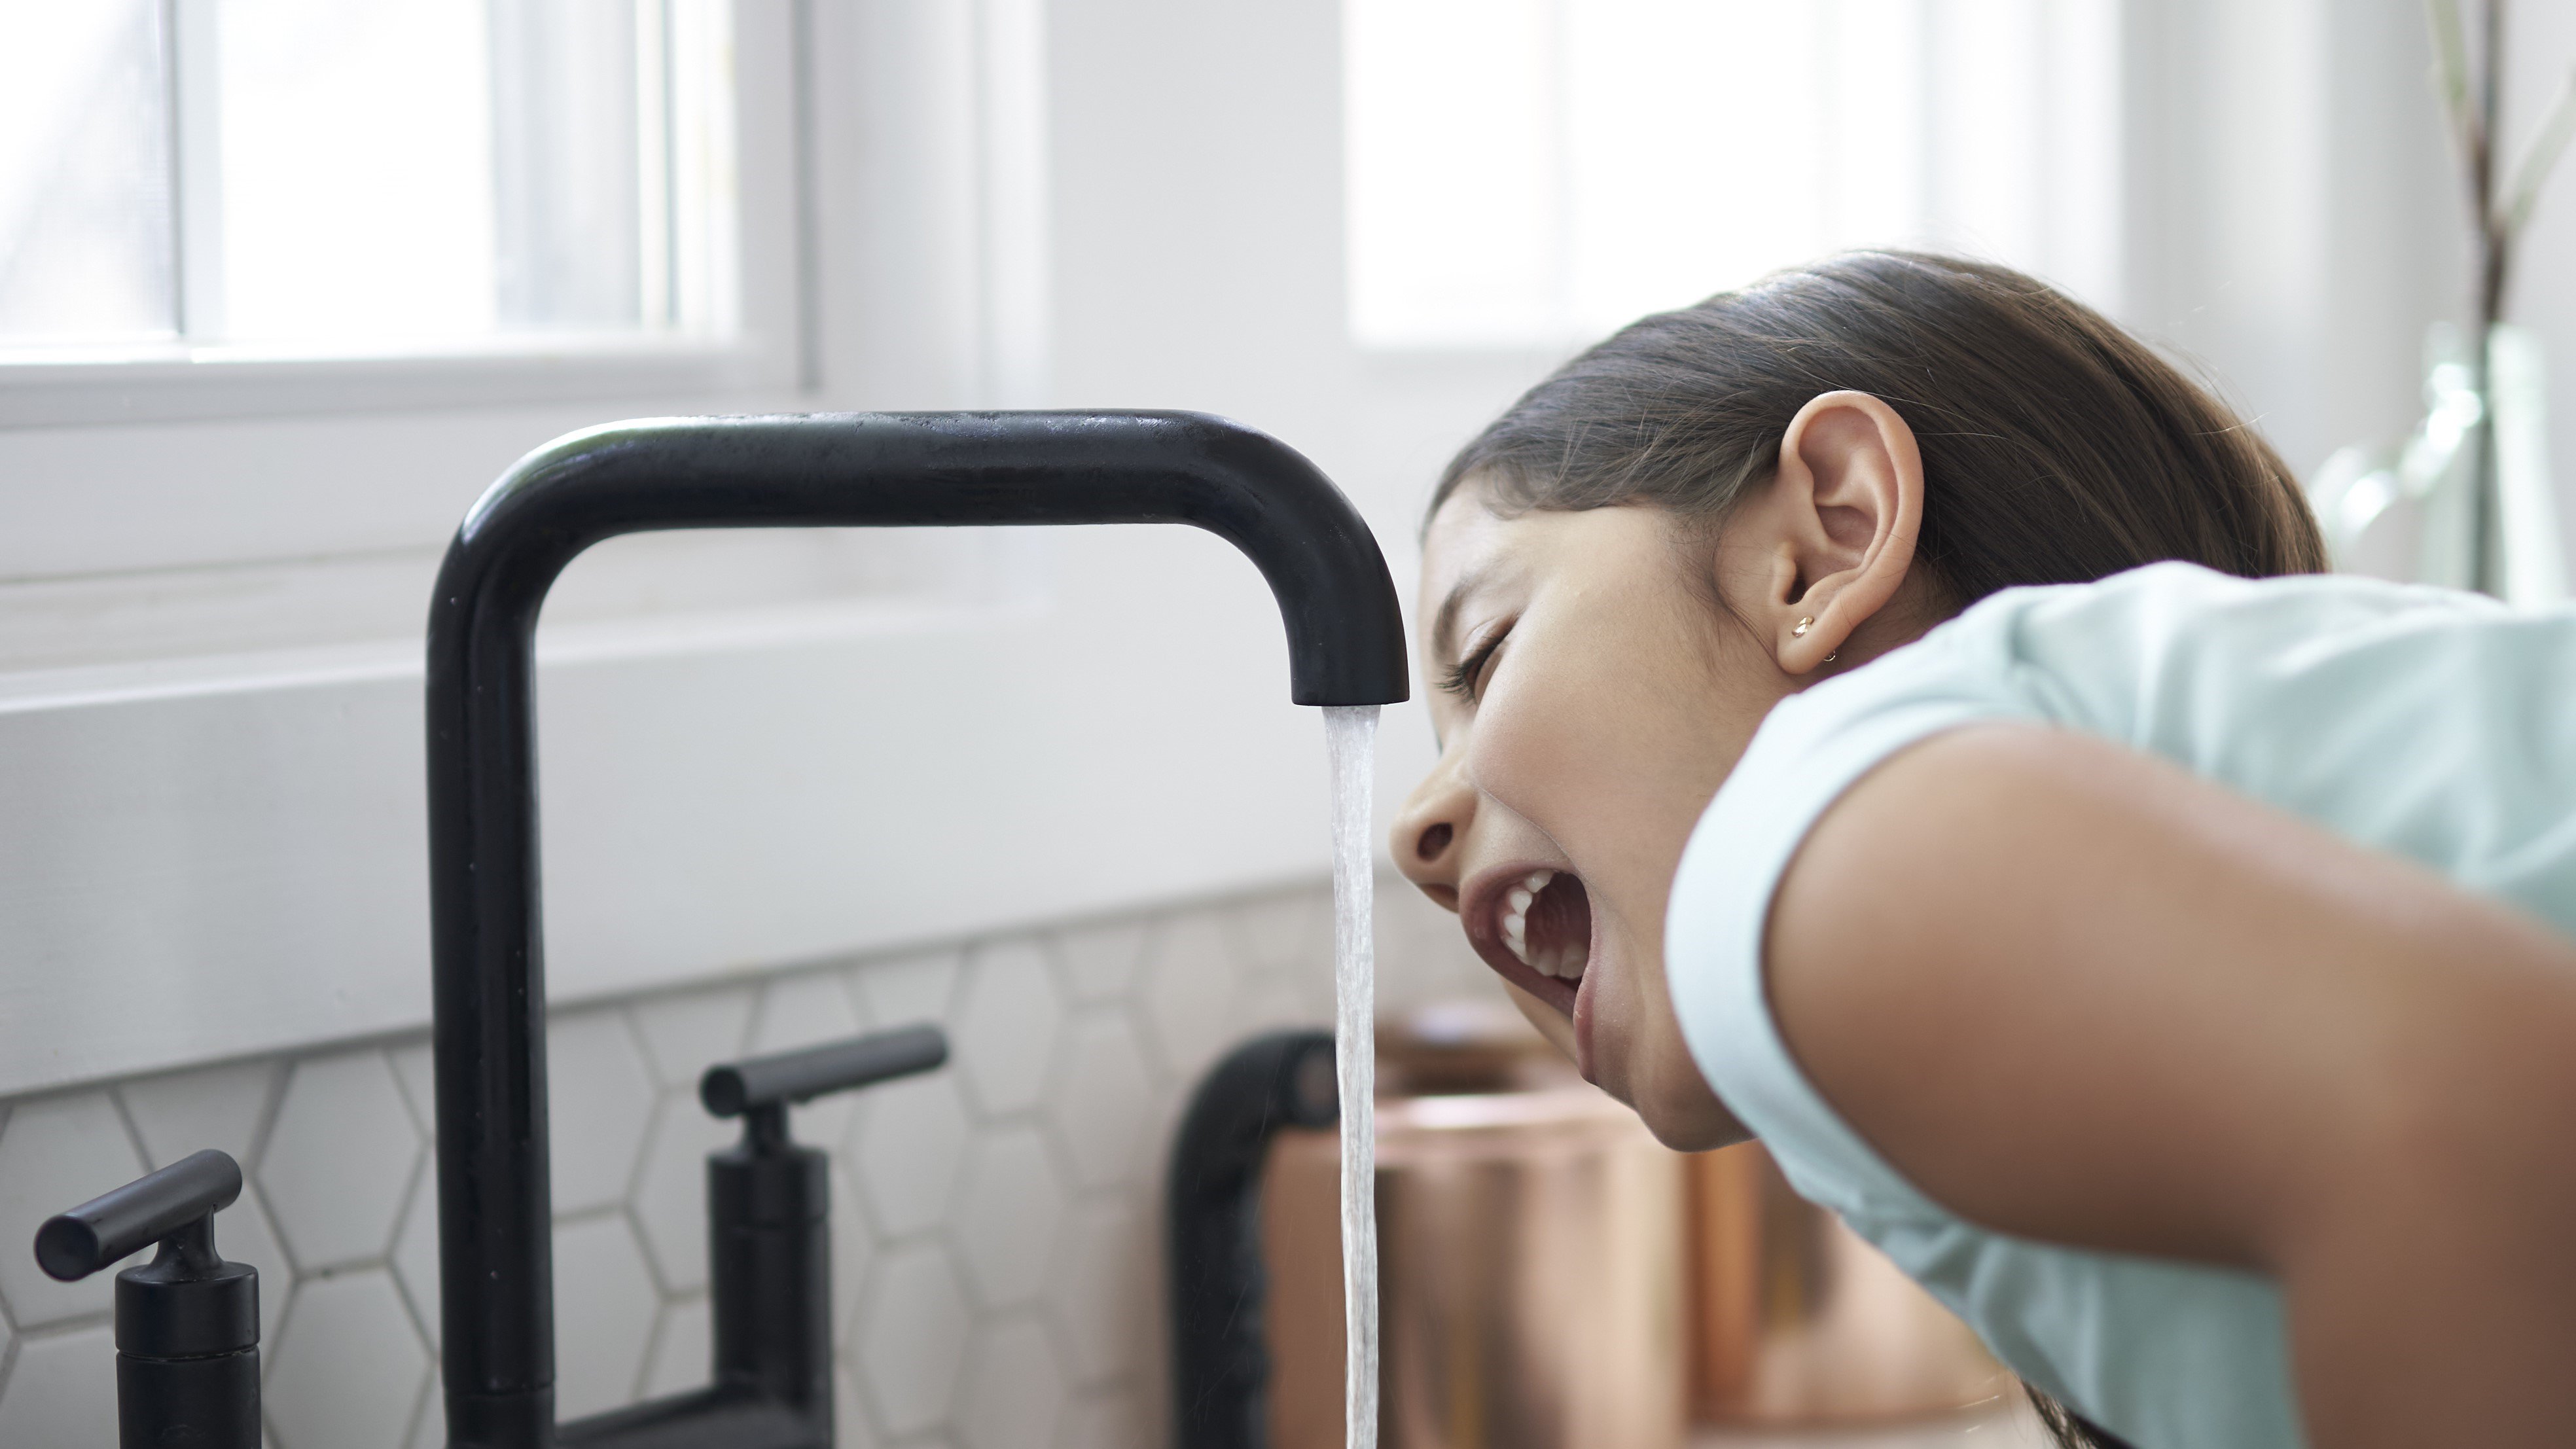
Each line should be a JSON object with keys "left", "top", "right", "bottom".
{"left": 1686, "top": 1141, "right": 2009, "bottom": 1423}
{"left": 1259, "top": 1009, "right": 1687, "bottom": 1449}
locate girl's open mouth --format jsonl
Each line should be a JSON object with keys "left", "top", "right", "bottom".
{"left": 1467, "top": 866, "right": 1596, "bottom": 1017}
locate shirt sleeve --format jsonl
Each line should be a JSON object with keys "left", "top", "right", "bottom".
{"left": 1660, "top": 565, "right": 2325, "bottom": 1449}
{"left": 1664, "top": 623, "right": 2036, "bottom": 1225}
{"left": 1671, "top": 692, "right": 2309, "bottom": 1449}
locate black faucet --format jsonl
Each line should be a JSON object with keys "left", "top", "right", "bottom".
{"left": 425, "top": 411, "right": 1409, "bottom": 1448}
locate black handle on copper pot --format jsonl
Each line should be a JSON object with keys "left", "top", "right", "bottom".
{"left": 1168, "top": 1029, "right": 1340, "bottom": 1449}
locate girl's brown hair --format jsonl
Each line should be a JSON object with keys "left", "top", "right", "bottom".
{"left": 1435, "top": 251, "right": 2325, "bottom": 1449}
{"left": 1431, "top": 250, "right": 2325, "bottom": 605}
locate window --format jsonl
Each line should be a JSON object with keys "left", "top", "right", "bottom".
{"left": 0, "top": 0, "right": 740, "bottom": 361}
{"left": 1344, "top": 0, "right": 2122, "bottom": 348}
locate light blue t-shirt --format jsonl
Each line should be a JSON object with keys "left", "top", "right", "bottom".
{"left": 1666, "top": 562, "right": 2576, "bottom": 1449}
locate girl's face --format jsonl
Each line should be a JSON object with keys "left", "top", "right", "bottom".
{"left": 1389, "top": 392, "right": 1933, "bottom": 1149}
{"left": 1392, "top": 492, "right": 1770, "bottom": 1146}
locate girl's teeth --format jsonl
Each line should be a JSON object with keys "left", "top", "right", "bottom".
{"left": 1498, "top": 869, "right": 1569, "bottom": 975}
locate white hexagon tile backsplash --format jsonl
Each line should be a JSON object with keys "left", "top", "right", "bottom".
{"left": 0, "top": 875, "right": 1488, "bottom": 1448}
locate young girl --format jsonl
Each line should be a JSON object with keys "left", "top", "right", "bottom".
{"left": 1389, "top": 251, "right": 2576, "bottom": 1449}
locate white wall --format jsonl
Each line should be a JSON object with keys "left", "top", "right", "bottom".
{"left": 2125, "top": 0, "right": 2575, "bottom": 570}
{"left": 2122, "top": 0, "right": 2448, "bottom": 475}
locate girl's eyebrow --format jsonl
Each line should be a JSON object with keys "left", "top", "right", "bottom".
{"left": 1430, "top": 564, "right": 1498, "bottom": 668}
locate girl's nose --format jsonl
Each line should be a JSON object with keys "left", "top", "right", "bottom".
{"left": 1391, "top": 762, "right": 1469, "bottom": 911}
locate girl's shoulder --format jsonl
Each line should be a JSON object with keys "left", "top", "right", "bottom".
{"left": 1920, "top": 559, "right": 2529, "bottom": 713}
{"left": 1762, "top": 560, "right": 2576, "bottom": 927}
{"left": 1793, "top": 559, "right": 2568, "bottom": 796}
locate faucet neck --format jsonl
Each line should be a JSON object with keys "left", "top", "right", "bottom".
{"left": 742, "top": 1103, "right": 791, "bottom": 1155}
{"left": 148, "top": 1215, "right": 224, "bottom": 1277}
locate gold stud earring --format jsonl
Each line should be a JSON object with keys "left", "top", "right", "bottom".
{"left": 1792, "top": 617, "right": 1813, "bottom": 636}
{"left": 1823, "top": 651, "right": 1838, "bottom": 664}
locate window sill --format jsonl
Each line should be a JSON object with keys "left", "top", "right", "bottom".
{"left": 0, "top": 330, "right": 798, "bottom": 429}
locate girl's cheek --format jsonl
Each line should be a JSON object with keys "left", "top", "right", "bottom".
{"left": 1463, "top": 683, "right": 1590, "bottom": 831}
{"left": 1479, "top": 622, "right": 1629, "bottom": 785}
{"left": 1482, "top": 658, "right": 1670, "bottom": 831}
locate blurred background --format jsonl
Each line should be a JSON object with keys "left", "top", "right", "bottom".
{"left": 0, "top": 1, "right": 2567, "bottom": 1446}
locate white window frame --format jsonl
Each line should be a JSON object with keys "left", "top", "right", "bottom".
{"left": 0, "top": 0, "right": 812, "bottom": 429}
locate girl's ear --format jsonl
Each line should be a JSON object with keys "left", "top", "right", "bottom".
{"left": 1725, "top": 390, "right": 1925, "bottom": 673}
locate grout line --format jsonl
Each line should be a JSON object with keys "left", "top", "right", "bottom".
{"left": 245, "top": 1057, "right": 288, "bottom": 1169}
{"left": 840, "top": 1258, "right": 900, "bottom": 1448}
{"left": 9, "top": 1311, "right": 120, "bottom": 1341}
{"left": 628, "top": 1291, "right": 668, "bottom": 1407}
{"left": 225, "top": 1058, "right": 297, "bottom": 1331}
{"left": 872, "top": 1221, "right": 952, "bottom": 1253}
{"left": 614, "top": 1001, "right": 664, "bottom": 1094}
{"left": 621, "top": 1091, "right": 673, "bottom": 1210}
{"left": 385, "top": 1166, "right": 437, "bottom": 1352}
{"left": 624, "top": 1194, "right": 679, "bottom": 1302}
{"left": 832, "top": 1155, "right": 884, "bottom": 1247}
{"left": 382, "top": 1039, "right": 436, "bottom": 1143}
{"left": 107, "top": 1084, "right": 154, "bottom": 1173}
{"left": 397, "top": 1362, "right": 435, "bottom": 1449}
{"left": 7, "top": 1022, "right": 423, "bottom": 1125}
{"left": 833, "top": 964, "right": 876, "bottom": 1036}
{"left": 242, "top": 1168, "right": 298, "bottom": 1284}
{"left": 1028, "top": 924, "right": 1077, "bottom": 1013}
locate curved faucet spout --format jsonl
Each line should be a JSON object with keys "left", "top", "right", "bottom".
{"left": 423, "top": 410, "right": 1407, "bottom": 1448}
{"left": 442, "top": 410, "right": 1408, "bottom": 705}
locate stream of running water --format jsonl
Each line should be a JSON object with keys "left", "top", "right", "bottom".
{"left": 1322, "top": 704, "right": 1380, "bottom": 1449}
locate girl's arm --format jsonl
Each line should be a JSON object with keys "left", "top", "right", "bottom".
{"left": 1767, "top": 723, "right": 2576, "bottom": 1448}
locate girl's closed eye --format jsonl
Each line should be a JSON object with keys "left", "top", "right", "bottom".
{"left": 1441, "top": 622, "right": 1511, "bottom": 703}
